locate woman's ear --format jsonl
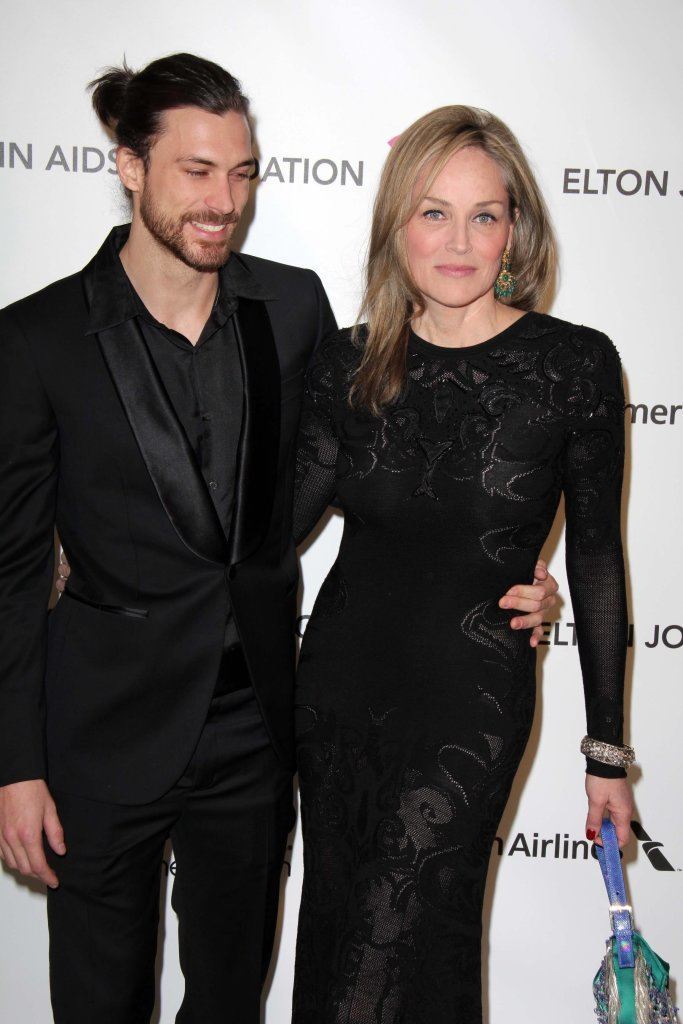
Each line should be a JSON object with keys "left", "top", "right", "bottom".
{"left": 507, "top": 206, "right": 519, "bottom": 250}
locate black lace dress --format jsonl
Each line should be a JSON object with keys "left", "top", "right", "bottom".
{"left": 291, "top": 312, "right": 627, "bottom": 1024}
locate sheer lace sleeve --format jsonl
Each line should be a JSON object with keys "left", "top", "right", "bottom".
{"left": 561, "top": 328, "right": 628, "bottom": 778}
{"left": 293, "top": 335, "right": 344, "bottom": 546}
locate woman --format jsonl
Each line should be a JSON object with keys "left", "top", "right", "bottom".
{"left": 291, "top": 106, "right": 634, "bottom": 1023}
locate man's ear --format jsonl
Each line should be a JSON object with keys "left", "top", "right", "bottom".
{"left": 116, "top": 147, "right": 145, "bottom": 195}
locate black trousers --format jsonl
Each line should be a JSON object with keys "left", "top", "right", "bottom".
{"left": 46, "top": 687, "right": 294, "bottom": 1024}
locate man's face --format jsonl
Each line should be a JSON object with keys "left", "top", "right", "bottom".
{"left": 132, "top": 107, "right": 256, "bottom": 272}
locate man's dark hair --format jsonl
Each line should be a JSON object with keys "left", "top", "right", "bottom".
{"left": 89, "top": 53, "right": 253, "bottom": 169}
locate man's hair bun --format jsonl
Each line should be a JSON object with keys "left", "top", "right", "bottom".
{"left": 89, "top": 62, "right": 136, "bottom": 131}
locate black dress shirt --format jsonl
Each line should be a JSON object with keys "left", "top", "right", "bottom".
{"left": 135, "top": 293, "right": 243, "bottom": 538}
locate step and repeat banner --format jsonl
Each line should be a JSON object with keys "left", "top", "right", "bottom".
{"left": 1, "top": 0, "right": 681, "bottom": 1020}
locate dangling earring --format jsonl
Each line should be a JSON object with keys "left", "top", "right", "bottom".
{"left": 494, "top": 249, "right": 516, "bottom": 299}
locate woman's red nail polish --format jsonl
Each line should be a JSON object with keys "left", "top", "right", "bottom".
{"left": 586, "top": 828, "right": 596, "bottom": 841}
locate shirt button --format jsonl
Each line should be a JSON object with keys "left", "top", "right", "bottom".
{"left": 209, "top": 480, "right": 218, "bottom": 490}
{"left": 202, "top": 413, "right": 212, "bottom": 422}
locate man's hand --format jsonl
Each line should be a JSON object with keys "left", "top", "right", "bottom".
{"left": 585, "top": 774, "right": 633, "bottom": 848}
{"left": 0, "top": 780, "right": 66, "bottom": 888}
{"left": 498, "top": 558, "right": 559, "bottom": 648}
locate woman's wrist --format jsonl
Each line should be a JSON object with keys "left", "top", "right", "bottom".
{"left": 580, "top": 736, "right": 633, "bottom": 778}
{"left": 580, "top": 735, "right": 634, "bottom": 768}
{"left": 585, "top": 757, "right": 627, "bottom": 779}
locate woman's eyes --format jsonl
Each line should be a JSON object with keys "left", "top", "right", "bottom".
{"left": 420, "top": 209, "right": 498, "bottom": 223}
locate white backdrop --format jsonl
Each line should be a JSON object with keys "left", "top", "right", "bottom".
{"left": 1, "top": 1, "right": 681, "bottom": 1021}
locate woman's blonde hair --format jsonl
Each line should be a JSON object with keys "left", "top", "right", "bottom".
{"left": 351, "top": 105, "right": 557, "bottom": 414}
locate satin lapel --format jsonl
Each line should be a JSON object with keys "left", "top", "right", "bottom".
{"left": 229, "top": 298, "right": 281, "bottom": 566}
{"left": 96, "top": 317, "right": 229, "bottom": 565}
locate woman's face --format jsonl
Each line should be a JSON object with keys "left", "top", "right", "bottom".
{"left": 405, "top": 146, "right": 515, "bottom": 313}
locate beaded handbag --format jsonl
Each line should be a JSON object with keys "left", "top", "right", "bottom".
{"left": 593, "top": 819, "right": 679, "bottom": 1023}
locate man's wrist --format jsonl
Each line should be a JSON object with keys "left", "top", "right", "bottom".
{"left": 0, "top": 774, "right": 47, "bottom": 790}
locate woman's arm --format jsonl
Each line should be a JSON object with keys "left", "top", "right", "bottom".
{"left": 292, "top": 337, "right": 342, "bottom": 546}
{"left": 561, "top": 327, "right": 633, "bottom": 843}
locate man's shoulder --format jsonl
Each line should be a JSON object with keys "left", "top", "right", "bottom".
{"left": 235, "top": 251, "right": 322, "bottom": 294}
{"left": 1, "top": 270, "right": 86, "bottom": 335}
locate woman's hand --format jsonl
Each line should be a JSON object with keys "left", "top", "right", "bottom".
{"left": 55, "top": 552, "right": 70, "bottom": 592}
{"left": 585, "top": 774, "right": 634, "bottom": 848}
{"left": 499, "top": 558, "right": 559, "bottom": 648}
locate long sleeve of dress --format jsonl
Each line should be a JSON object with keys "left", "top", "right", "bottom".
{"left": 561, "top": 329, "right": 628, "bottom": 778}
{"left": 292, "top": 335, "right": 342, "bottom": 546}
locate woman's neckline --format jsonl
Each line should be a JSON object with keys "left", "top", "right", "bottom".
{"left": 409, "top": 310, "right": 535, "bottom": 357}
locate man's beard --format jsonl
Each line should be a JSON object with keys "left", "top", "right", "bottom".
{"left": 139, "top": 187, "right": 238, "bottom": 272}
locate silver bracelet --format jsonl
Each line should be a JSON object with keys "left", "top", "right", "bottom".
{"left": 580, "top": 736, "right": 635, "bottom": 768}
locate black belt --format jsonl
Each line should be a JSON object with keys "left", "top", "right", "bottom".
{"left": 213, "top": 643, "right": 252, "bottom": 697}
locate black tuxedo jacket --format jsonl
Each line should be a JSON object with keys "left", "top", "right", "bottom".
{"left": 0, "top": 229, "right": 336, "bottom": 804}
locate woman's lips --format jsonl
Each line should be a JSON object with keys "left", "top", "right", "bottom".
{"left": 434, "top": 264, "right": 476, "bottom": 278}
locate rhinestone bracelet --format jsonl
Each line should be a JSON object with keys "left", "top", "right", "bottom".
{"left": 580, "top": 736, "right": 636, "bottom": 768}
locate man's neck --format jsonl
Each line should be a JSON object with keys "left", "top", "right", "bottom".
{"left": 119, "top": 219, "right": 222, "bottom": 345}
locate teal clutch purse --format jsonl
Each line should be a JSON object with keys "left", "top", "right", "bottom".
{"left": 593, "top": 819, "right": 678, "bottom": 1023}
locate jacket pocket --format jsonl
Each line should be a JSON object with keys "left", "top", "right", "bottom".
{"left": 63, "top": 588, "right": 149, "bottom": 619}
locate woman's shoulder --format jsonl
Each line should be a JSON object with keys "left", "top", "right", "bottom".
{"left": 523, "top": 312, "right": 624, "bottom": 421}
{"left": 527, "top": 311, "right": 619, "bottom": 359}
{"left": 306, "top": 324, "right": 365, "bottom": 388}
{"left": 315, "top": 324, "right": 366, "bottom": 357}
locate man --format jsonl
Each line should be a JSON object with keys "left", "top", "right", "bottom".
{"left": 0, "top": 53, "right": 558, "bottom": 1023}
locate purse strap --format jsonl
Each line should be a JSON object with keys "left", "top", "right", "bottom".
{"left": 596, "top": 818, "right": 635, "bottom": 968}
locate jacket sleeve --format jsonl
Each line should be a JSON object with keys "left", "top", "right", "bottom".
{"left": 0, "top": 307, "right": 59, "bottom": 786}
{"left": 561, "top": 330, "right": 628, "bottom": 779}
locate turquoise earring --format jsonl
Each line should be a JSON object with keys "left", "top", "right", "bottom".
{"left": 494, "top": 248, "right": 516, "bottom": 299}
